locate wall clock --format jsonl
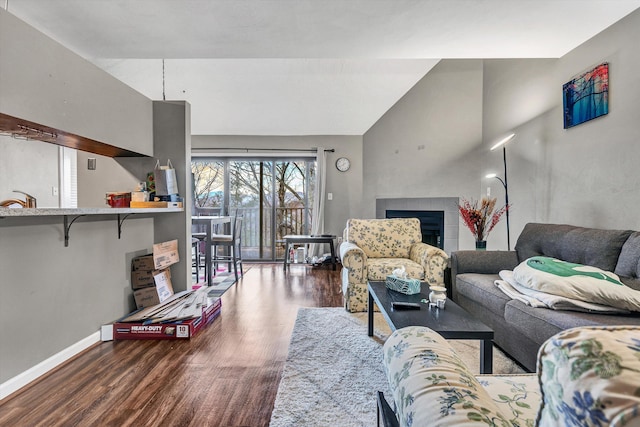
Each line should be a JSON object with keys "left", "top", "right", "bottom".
{"left": 335, "top": 157, "right": 351, "bottom": 172}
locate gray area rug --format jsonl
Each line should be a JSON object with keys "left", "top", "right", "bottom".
{"left": 269, "top": 308, "right": 392, "bottom": 427}
{"left": 269, "top": 307, "right": 525, "bottom": 427}
{"left": 205, "top": 273, "right": 237, "bottom": 297}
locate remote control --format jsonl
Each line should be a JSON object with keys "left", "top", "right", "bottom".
{"left": 392, "top": 302, "right": 421, "bottom": 310}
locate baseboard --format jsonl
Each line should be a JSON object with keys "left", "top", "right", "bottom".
{"left": 0, "top": 331, "right": 101, "bottom": 401}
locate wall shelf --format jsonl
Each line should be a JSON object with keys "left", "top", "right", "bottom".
{"left": 0, "top": 112, "right": 148, "bottom": 157}
{"left": 0, "top": 207, "right": 184, "bottom": 246}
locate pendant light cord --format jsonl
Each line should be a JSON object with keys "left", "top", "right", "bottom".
{"left": 162, "top": 59, "right": 166, "bottom": 101}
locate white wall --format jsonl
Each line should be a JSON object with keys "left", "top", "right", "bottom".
{"left": 0, "top": 137, "right": 59, "bottom": 207}
{"left": 192, "top": 135, "right": 363, "bottom": 237}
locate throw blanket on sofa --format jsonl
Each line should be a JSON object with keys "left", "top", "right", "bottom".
{"left": 498, "top": 256, "right": 640, "bottom": 312}
{"left": 496, "top": 270, "right": 630, "bottom": 314}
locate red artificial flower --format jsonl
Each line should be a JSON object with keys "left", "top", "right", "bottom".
{"left": 458, "top": 197, "right": 509, "bottom": 241}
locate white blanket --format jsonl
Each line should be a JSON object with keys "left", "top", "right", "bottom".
{"left": 496, "top": 270, "right": 630, "bottom": 314}
{"left": 512, "top": 257, "right": 640, "bottom": 312}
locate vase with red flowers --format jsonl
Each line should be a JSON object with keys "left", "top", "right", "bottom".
{"left": 458, "top": 197, "right": 509, "bottom": 250}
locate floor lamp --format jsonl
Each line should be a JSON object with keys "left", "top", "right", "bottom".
{"left": 486, "top": 133, "right": 515, "bottom": 250}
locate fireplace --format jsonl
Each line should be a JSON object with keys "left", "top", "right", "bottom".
{"left": 386, "top": 210, "right": 444, "bottom": 249}
{"left": 376, "top": 197, "right": 458, "bottom": 254}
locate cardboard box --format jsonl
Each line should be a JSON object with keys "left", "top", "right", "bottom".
{"left": 132, "top": 254, "right": 155, "bottom": 272}
{"left": 113, "top": 297, "right": 222, "bottom": 340}
{"left": 130, "top": 240, "right": 178, "bottom": 292}
{"left": 131, "top": 269, "right": 156, "bottom": 289}
{"left": 133, "top": 270, "right": 174, "bottom": 308}
{"left": 153, "top": 240, "right": 179, "bottom": 270}
{"left": 131, "top": 268, "right": 171, "bottom": 290}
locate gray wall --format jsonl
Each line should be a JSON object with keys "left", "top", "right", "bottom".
{"left": 152, "top": 101, "right": 192, "bottom": 292}
{"left": 363, "top": 59, "right": 485, "bottom": 251}
{"left": 0, "top": 9, "right": 158, "bottom": 385}
{"left": 482, "top": 8, "right": 640, "bottom": 240}
{"left": 0, "top": 9, "right": 153, "bottom": 157}
{"left": 192, "top": 135, "right": 363, "bottom": 237}
{"left": 363, "top": 9, "right": 640, "bottom": 251}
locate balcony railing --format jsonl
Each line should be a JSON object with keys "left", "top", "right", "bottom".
{"left": 193, "top": 206, "right": 312, "bottom": 260}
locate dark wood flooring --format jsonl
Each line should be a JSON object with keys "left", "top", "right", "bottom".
{"left": 0, "top": 263, "right": 344, "bottom": 427}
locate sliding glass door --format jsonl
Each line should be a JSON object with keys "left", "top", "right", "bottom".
{"left": 192, "top": 157, "right": 316, "bottom": 261}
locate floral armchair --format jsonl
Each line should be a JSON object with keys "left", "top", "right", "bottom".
{"left": 381, "top": 325, "right": 640, "bottom": 427}
{"left": 339, "top": 218, "right": 448, "bottom": 312}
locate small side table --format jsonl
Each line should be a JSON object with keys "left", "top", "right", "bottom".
{"left": 283, "top": 235, "right": 337, "bottom": 271}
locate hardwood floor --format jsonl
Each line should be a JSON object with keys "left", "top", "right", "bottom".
{"left": 0, "top": 264, "right": 344, "bottom": 427}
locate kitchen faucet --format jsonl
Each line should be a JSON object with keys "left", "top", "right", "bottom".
{"left": 0, "top": 190, "right": 37, "bottom": 208}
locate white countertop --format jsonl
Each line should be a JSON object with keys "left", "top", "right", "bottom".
{"left": 0, "top": 207, "right": 183, "bottom": 217}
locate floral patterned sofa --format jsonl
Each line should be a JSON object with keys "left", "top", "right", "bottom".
{"left": 339, "top": 218, "right": 448, "bottom": 312}
{"left": 381, "top": 325, "right": 640, "bottom": 427}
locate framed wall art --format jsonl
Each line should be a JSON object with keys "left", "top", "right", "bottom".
{"left": 563, "top": 62, "right": 609, "bottom": 129}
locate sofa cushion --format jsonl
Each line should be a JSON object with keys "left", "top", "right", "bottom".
{"left": 615, "top": 231, "right": 640, "bottom": 279}
{"left": 504, "top": 300, "right": 640, "bottom": 347}
{"left": 455, "top": 273, "right": 511, "bottom": 317}
{"left": 367, "top": 258, "right": 425, "bottom": 281}
{"left": 515, "top": 223, "right": 632, "bottom": 272}
{"left": 622, "top": 277, "right": 640, "bottom": 292}
{"left": 536, "top": 326, "right": 640, "bottom": 426}
{"left": 345, "top": 218, "right": 421, "bottom": 259}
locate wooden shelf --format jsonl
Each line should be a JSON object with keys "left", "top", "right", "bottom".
{"left": 0, "top": 112, "right": 147, "bottom": 157}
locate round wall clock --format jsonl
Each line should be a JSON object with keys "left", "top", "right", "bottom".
{"left": 335, "top": 157, "right": 351, "bottom": 172}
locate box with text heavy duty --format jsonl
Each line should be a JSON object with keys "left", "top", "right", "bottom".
{"left": 113, "top": 297, "right": 222, "bottom": 340}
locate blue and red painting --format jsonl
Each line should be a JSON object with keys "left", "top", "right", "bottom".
{"left": 563, "top": 63, "right": 609, "bottom": 129}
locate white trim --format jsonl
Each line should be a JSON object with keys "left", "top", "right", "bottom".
{"left": 58, "top": 146, "right": 78, "bottom": 208}
{"left": 0, "top": 331, "right": 100, "bottom": 401}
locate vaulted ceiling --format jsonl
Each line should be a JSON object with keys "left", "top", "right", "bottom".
{"left": 6, "top": 1, "right": 640, "bottom": 135}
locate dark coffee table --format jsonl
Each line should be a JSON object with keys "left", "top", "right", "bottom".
{"left": 368, "top": 281, "right": 494, "bottom": 374}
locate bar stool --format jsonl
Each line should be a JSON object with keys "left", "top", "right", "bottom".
{"left": 211, "top": 214, "right": 243, "bottom": 281}
{"left": 191, "top": 235, "right": 206, "bottom": 281}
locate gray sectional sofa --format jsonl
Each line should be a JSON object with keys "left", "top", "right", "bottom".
{"left": 451, "top": 222, "right": 640, "bottom": 372}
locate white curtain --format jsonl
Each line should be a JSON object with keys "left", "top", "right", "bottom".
{"left": 308, "top": 148, "right": 327, "bottom": 258}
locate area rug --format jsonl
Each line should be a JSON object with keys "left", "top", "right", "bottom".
{"left": 269, "top": 307, "right": 392, "bottom": 427}
{"left": 202, "top": 267, "right": 249, "bottom": 297}
{"left": 269, "top": 307, "right": 526, "bottom": 427}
